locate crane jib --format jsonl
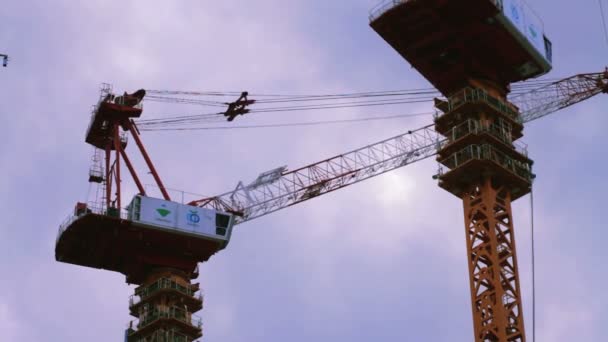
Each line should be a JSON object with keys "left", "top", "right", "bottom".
{"left": 194, "top": 69, "right": 608, "bottom": 225}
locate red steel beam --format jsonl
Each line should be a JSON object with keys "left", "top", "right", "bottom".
{"left": 119, "top": 148, "right": 146, "bottom": 196}
{"left": 126, "top": 120, "right": 171, "bottom": 201}
{"left": 105, "top": 138, "right": 112, "bottom": 210}
{"left": 113, "top": 123, "right": 122, "bottom": 210}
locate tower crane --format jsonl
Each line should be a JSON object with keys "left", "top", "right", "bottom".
{"left": 54, "top": 0, "right": 608, "bottom": 341}
{"left": 55, "top": 68, "right": 608, "bottom": 341}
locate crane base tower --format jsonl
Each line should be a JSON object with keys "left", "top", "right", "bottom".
{"left": 371, "top": 0, "right": 553, "bottom": 341}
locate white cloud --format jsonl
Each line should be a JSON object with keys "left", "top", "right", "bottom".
{"left": 0, "top": 301, "right": 21, "bottom": 340}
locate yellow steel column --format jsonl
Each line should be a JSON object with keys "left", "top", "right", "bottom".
{"left": 462, "top": 179, "right": 526, "bottom": 342}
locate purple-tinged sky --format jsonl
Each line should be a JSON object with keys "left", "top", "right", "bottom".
{"left": 1, "top": 0, "right": 607, "bottom": 341}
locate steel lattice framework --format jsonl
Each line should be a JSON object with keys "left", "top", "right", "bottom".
{"left": 191, "top": 124, "right": 442, "bottom": 223}
{"left": 516, "top": 71, "right": 608, "bottom": 122}
{"left": 463, "top": 180, "right": 525, "bottom": 342}
{"left": 193, "top": 70, "right": 607, "bottom": 225}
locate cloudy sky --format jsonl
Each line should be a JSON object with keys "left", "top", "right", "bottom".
{"left": 1, "top": 0, "right": 607, "bottom": 341}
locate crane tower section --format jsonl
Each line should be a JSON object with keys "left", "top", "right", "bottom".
{"left": 371, "top": 0, "right": 552, "bottom": 341}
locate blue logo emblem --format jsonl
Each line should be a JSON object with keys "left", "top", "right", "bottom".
{"left": 187, "top": 210, "right": 201, "bottom": 224}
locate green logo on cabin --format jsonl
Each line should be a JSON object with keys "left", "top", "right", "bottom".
{"left": 156, "top": 207, "right": 171, "bottom": 217}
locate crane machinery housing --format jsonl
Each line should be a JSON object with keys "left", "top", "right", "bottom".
{"left": 54, "top": 0, "right": 608, "bottom": 341}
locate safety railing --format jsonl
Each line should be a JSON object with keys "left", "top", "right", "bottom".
{"left": 131, "top": 306, "right": 202, "bottom": 331}
{"left": 128, "top": 329, "right": 199, "bottom": 342}
{"left": 56, "top": 204, "right": 129, "bottom": 244}
{"left": 85, "top": 84, "right": 114, "bottom": 139}
{"left": 369, "top": 0, "right": 412, "bottom": 22}
{"left": 56, "top": 214, "right": 79, "bottom": 244}
{"left": 130, "top": 278, "right": 203, "bottom": 307}
{"left": 440, "top": 119, "right": 528, "bottom": 157}
{"left": 438, "top": 144, "right": 533, "bottom": 181}
{"left": 435, "top": 88, "right": 521, "bottom": 123}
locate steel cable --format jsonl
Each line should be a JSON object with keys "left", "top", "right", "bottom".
{"left": 139, "top": 112, "right": 433, "bottom": 132}
{"left": 530, "top": 186, "right": 537, "bottom": 342}
{"left": 138, "top": 78, "right": 562, "bottom": 130}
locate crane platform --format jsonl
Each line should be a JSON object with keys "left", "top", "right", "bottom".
{"left": 55, "top": 197, "right": 234, "bottom": 285}
{"left": 436, "top": 147, "right": 533, "bottom": 201}
{"left": 370, "top": 0, "right": 553, "bottom": 96}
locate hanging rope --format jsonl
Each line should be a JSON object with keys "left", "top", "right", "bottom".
{"left": 599, "top": 0, "right": 608, "bottom": 48}
{"left": 530, "top": 186, "right": 537, "bottom": 342}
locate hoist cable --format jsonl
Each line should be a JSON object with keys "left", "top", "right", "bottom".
{"left": 599, "top": 0, "right": 608, "bottom": 48}
{"left": 144, "top": 79, "right": 560, "bottom": 105}
{"left": 252, "top": 91, "right": 439, "bottom": 104}
{"left": 136, "top": 112, "right": 222, "bottom": 125}
{"left": 146, "top": 95, "right": 227, "bottom": 107}
{"left": 248, "top": 97, "right": 435, "bottom": 113}
{"left": 135, "top": 98, "right": 437, "bottom": 127}
{"left": 137, "top": 89, "right": 558, "bottom": 128}
{"left": 138, "top": 78, "right": 563, "bottom": 129}
{"left": 530, "top": 186, "right": 537, "bottom": 342}
{"left": 139, "top": 112, "right": 433, "bottom": 131}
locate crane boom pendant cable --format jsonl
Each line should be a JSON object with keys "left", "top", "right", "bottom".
{"left": 599, "top": 0, "right": 608, "bottom": 49}
{"left": 530, "top": 186, "right": 537, "bottom": 342}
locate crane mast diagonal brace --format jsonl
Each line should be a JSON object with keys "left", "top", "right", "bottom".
{"left": 192, "top": 125, "right": 443, "bottom": 223}
{"left": 191, "top": 69, "right": 608, "bottom": 225}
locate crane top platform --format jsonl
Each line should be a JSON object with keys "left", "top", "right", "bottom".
{"left": 55, "top": 196, "right": 235, "bottom": 284}
{"left": 370, "top": 0, "right": 553, "bottom": 96}
{"left": 85, "top": 90, "right": 146, "bottom": 149}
